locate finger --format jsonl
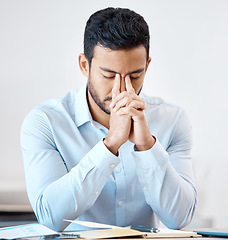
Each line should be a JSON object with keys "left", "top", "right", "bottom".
{"left": 110, "top": 74, "right": 120, "bottom": 108}
{"left": 113, "top": 96, "right": 131, "bottom": 112}
{"left": 129, "top": 100, "right": 147, "bottom": 111}
{"left": 112, "top": 74, "right": 120, "bottom": 99}
{"left": 113, "top": 97, "right": 146, "bottom": 113}
{"left": 116, "top": 106, "right": 143, "bottom": 118}
{"left": 125, "top": 75, "right": 135, "bottom": 93}
{"left": 111, "top": 91, "right": 145, "bottom": 109}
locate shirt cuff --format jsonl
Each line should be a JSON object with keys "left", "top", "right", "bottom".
{"left": 89, "top": 139, "right": 120, "bottom": 176}
{"left": 132, "top": 138, "right": 169, "bottom": 169}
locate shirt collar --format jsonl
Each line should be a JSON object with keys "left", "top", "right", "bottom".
{"left": 74, "top": 82, "right": 93, "bottom": 127}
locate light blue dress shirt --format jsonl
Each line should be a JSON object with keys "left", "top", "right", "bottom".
{"left": 20, "top": 83, "right": 197, "bottom": 232}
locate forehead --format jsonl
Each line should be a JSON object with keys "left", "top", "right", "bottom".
{"left": 91, "top": 45, "right": 147, "bottom": 73}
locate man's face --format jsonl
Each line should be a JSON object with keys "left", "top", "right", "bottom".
{"left": 87, "top": 45, "right": 150, "bottom": 115}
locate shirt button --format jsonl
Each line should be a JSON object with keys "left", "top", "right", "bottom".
{"left": 135, "top": 157, "right": 139, "bottom": 161}
{"left": 116, "top": 167, "right": 121, "bottom": 173}
{"left": 118, "top": 201, "right": 123, "bottom": 206}
{"left": 95, "top": 191, "right": 99, "bottom": 195}
{"left": 143, "top": 186, "right": 147, "bottom": 191}
{"left": 111, "top": 164, "right": 116, "bottom": 169}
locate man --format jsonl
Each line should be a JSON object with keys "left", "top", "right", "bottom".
{"left": 21, "top": 7, "right": 197, "bottom": 232}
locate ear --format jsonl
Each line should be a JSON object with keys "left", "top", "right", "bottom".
{"left": 78, "top": 53, "right": 90, "bottom": 78}
{"left": 145, "top": 57, "right": 151, "bottom": 72}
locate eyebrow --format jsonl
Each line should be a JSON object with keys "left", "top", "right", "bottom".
{"left": 99, "top": 67, "right": 145, "bottom": 75}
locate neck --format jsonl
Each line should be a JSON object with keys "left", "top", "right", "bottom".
{"left": 87, "top": 90, "right": 110, "bottom": 129}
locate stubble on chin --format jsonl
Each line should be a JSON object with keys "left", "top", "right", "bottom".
{"left": 87, "top": 80, "right": 111, "bottom": 115}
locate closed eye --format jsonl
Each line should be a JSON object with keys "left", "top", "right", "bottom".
{"left": 130, "top": 76, "right": 140, "bottom": 80}
{"left": 103, "top": 75, "right": 141, "bottom": 80}
{"left": 103, "top": 75, "right": 115, "bottom": 79}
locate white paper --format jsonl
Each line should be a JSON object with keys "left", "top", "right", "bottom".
{"left": 64, "top": 219, "right": 121, "bottom": 229}
{"left": 0, "top": 223, "right": 57, "bottom": 239}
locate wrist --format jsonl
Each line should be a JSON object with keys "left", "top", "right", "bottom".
{"left": 135, "top": 136, "right": 156, "bottom": 151}
{"left": 103, "top": 137, "right": 120, "bottom": 156}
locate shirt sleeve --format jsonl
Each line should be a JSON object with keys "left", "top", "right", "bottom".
{"left": 132, "top": 109, "right": 197, "bottom": 229}
{"left": 20, "top": 109, "right": 120, "bottom": 232}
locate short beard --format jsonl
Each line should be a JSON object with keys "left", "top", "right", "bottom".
{"left": 87, "top": 76, "right": 143, "bottom": 115}
{"left": 87, "top": 78, "right": 111, "bottom": 115}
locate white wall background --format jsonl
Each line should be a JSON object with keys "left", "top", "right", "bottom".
{"left": 0, "top": 0, "right": 228, "bottom": 227}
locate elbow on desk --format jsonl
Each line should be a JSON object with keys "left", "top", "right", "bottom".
{"left": 36, "top": 211, "right": 69, "bottom": 232}
{"left": 160, "top": 213, "right": 192, "bottom": 230}
{"left": 161, "top": 202, "right": 196, "bottom": 230}
{"left": 162, "top": 186, "right": 197, "bottom": 230}
{"left": 164, "top": 216, "right": 191, "bottom": 230}
{"left": 34, "top": 197, "right": 69, "bottom": 232}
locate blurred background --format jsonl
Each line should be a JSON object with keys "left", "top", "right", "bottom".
{"left": 0, "top": 0, "right": 228, "bottom": 228}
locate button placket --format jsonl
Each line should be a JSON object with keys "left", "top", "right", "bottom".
{"left": 114, "top": 151, "right": 126, "bottom": 226}
{"left": 111, "top": 163, "right": 116, "bottom": 169}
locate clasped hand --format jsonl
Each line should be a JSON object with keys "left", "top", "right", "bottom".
{"left": 104, "top": 74, "right": 155, "bottom": 155}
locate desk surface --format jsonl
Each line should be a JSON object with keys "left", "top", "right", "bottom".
{"left": 0, "top": 221, "right": 226, "bottom": 240}
{"left": 4, "top": 237, "right": 223, "bottom": 240}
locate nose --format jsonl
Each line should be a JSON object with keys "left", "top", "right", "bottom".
{"left": 120, "top": 75, "right": 127, "bottom": 92}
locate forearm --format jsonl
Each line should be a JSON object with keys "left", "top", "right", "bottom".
{"left": 134, "top": 140, "right": 197, "bottom": 229}
{"left": 24, "top": 140, "right": 120, "bottom": 231}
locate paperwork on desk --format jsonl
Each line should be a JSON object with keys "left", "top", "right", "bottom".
{"left": 64, "top": 220, "right": 143, "bottom": 239}
{"left": 0, "top": 223, "right": 57, "bottom": 239}
{"left": 64, "top": 219, "right": 199, "bottom": 239}
{"left": 0, "top": 220, "right": 200, "bottom": 239}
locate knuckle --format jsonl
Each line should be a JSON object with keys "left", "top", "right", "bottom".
{"left": 126, "top": 106, "right": 131, "bottom": 113}
{"left": 120, "top": 92, "right": 126, "bottom": 98}
{"left": 125, "top": 96, "right": 130, "bottom": 103}
{"left": 129, "top": 101, "right": 135, "bottom": 107}
{"left": 115, "top": 102, "right": 120, "bottom": 108}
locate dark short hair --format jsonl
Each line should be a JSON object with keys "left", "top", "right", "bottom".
{"left": 84, "top": 7, "right": 150, "bottom": 65}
